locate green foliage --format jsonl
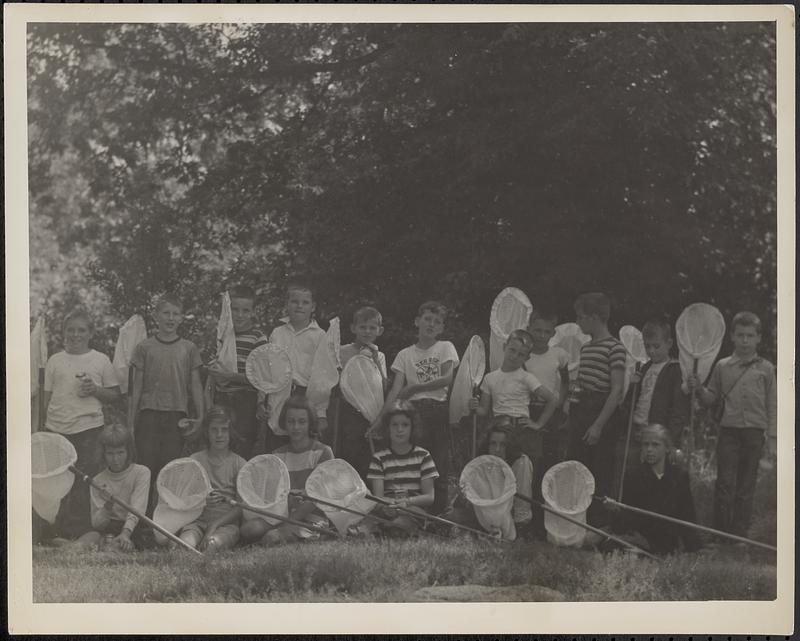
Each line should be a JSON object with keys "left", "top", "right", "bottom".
{"left": 28, "top": 23, "right": 776, "bottom": 360}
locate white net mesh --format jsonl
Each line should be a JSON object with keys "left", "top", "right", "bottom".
{"left": 460, "top": 455, "right": 517, "bottom": 540}
{"left": 237, "top": 454, "right": 290, "bottom": 524}
{"left": 306, "top": 459, "right": 375, "bottom": 534}
{"left": 449, "top": 335, "right": 486, "bottom": 425}
{"left": 676, "top": 303, "right": 726, "bottom": 385}
{"left": 156, "top": 457, "right": 211, "bottom": 511}
{"left": 31, "top": 432, "right": 77, "bottom": 523}
{"left": 246, "top": 343, "right": 293, "bottom": 394}
{"left": 489, "top": 288, "right": 532, "bottom": 371}
{"left": 619, "top": 325, "right": 647, "bottom": 400}
{"left": 549, "top": 323, "right": 590, "bottom": 380}
{"left": 340, "top": 355, "right": 384, "bottom": 423}
{"left": 541, "top": 460, "right": 595, "bottom": 547}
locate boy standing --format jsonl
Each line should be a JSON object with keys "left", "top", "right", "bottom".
{"left": 130, "top": 295, "right": 204, "bottom": 508}
{"left": 471, "top": 329, "right": 557, "bottom": 519}
{"left": 376, "top": 301, "right": 459, "bottom": 513}
{"left": 689, "top": 311, "right": 776, "bottom": 536}
{"left": 267, "top": 282, "right": 328, "bottom": 450}
{"left": 567, "top": 292, "right": 626, "bottom": 524}
{"left": 337, "top": 306, "right": 387, "bottom": 477}
{"left": 618, "top": 318, "right": 687, "bottom": 482}
{"left": 207, "top": 285, "right": 267, "bottom": 460}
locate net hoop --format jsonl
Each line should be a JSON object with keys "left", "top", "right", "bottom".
{"left": 246, "top": 343, "right": 293, "bottom": 394}
{"left": 340, "top": 355, "right": 384, "bottom": 423}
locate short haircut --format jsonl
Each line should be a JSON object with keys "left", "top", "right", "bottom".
{"left": 382, "top": 400, "right": 422, "bottom": 444}
{"left": 229, "top": 285, "right": 256, "bottom": 302}
{"left": 278, "top": 395, "right": 319, "bottom": 438}
{"left": 353, "top": 306, "right": 383, "bottom": 326}
{"left": 481, "top": 423, "right": 523, "bottom": 464}
{"left": 529, "top": 309, "right": 559, "bottom": 327}
{"left": 62, "top": 307, "right": 94, "bottom": 333}
{"left": 286, "top": 280, "right": 315, "bottom": 300}
{"left": 731, "top": 311, "right": 762, "bottom": 334}
{"left": 507, "top": 329, "right": 534, "bottom": 351}
{"left": 574, "top": 292, "right": 611, "bottom": 322}
{"left": 640, "top": 423, "right": 673, "bottom": 450}
{"left": 98, "top": 423, "right": 134, "bottom": 465}
{"left": 155, "top": 294, "right": 183, "bottom": 313}
{"left": 642, "top": 318, "right": 673, "bottom": 341}
{"left": 417, "top": 300, "right": 447, "bottom": 319}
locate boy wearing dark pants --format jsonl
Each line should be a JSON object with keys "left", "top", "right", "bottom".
{"left": 375, "top": 301, "right": 459, "bottom": 513}
{"left": 690, "top": 311, "right": 776, "bottom": 537}
{"left": 207, "top": 285, "right": 267, "bottom": 460}
{"left": 567, "top": 292, "right": 626, "bottom": 526}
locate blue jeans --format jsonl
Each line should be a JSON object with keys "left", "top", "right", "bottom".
{"left": 714, "top": 427, "right": 764, "bottom": 536}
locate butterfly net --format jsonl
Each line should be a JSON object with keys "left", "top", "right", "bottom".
{"left": 541, "top": 461, "right": 595, "bottom": 547}
{"left": 157, "top": 458, "right": 211, "bottom": 512}
{"left": 449, "top": 335, "right": 486, "bottom": 425}
{"left": 237, "top": 454, "right": 291, "bottom": 524}
{"left": 307, "top": 317, "right": 342, "bottom": 417}
{"left": 550, "top": 323, "right": 590, "bottom": 382}
{"left": 112, "top": 314, "right": 147, "bottom": 394}
{"left": 460, "top": 455, "right": 517, "bottom": 540}
{"left": 489, "top": 288, "right": 532, "bottom": 371}
{"left": 305, "top": 459, "right": 375, "bottom": 534}
{"left": 619, "top": 326, "right": 647, "bottom": 400}
{"left": 340, "top": 355, "right": 384, "bottom": 423}
{"left": 676, "top": 303, "right": 726, "bottom": 384}
{"left": 32, "top": 432, "right": 77, "bottom": 524}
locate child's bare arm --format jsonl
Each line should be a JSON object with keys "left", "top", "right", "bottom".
{"left": 373, "top": 372, "right": 406, "bottom": 429}
{"left": 532, "top": 386, "right": 557, "bottom": 429}
{"left": 558, "top": 366, "right": 570, "bottom": 409}
{"left": 399, "top": 362, "right": 455, "bottom": 399}
{"left": 401, "top": 478, "right": 434, "bottom": 509}
{"left": 190, "top": 368, "right": 205, "bottom": 422}
{"left": 370, "top": 478, "right": 385, "bottom": 499}
{"left": 583, "top": 368, "right": 625, "bottom": 445}
{"left": 129, "top": 368, "right": 144, "bottom": 432}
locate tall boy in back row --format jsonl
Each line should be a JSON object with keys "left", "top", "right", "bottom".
{"left": 375, "top": 301, "right": 459, "bottom": 513}
{"left": 689, "top": 311, "right": 776, "bottom": 537}
{"left": 568, "top": 292, "right": 626, "bottom": 525}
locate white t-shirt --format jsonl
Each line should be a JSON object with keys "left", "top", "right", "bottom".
{"left": 391, "top": 341, "right": 459, "bottom": 402}
{"left": 44, "top": 349, "right": 119, "bottom": 435}
{"left": 525, "top": 346, "right": 569, "bottom": 404}
{"left": 633, "top": 361, "right": 667, "bottom": 426}
{"left": 480, "top": 368, "right": 542, "bottom": 418}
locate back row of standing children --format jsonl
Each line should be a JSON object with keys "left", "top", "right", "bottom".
{"left": 39, "top": 284, "right": 776, "bottom": 548}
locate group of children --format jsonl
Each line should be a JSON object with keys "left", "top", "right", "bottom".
{"left": 35, "top": 284, "right": 777, "bottom": 555}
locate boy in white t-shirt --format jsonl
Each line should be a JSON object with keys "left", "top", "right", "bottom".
{"left": 470, "top": 329, "right": 557, "bottom": 515}
{"left": 374, "top": 301, "right": 459, "bottom": 512}
{"left": 525, "top": 310, "right": 570, "bottom": 464}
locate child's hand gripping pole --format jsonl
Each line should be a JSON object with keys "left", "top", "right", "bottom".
{"left": 514, "top": 492, "right": 659, "bottom": 560}
{"left": 618, "top": 362, "right": 642, "bottom": 501}
{"left": 226, "top": 497, "right": 342, "bottom": 539}
{"left": 69, "top": 465, "right": 203, "bottom": 555}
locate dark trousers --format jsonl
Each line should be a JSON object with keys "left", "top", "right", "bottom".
{"left": 216, "top": 389, "right": 259, "bottom": 460}
{"left": 135, "top": 409, "right": 185, "bottom": 513}
{"left": 47, "top": 426, "right": 103, "bottom": 539}
{"left": 567, "top": 392, "right": 620, "bottom": 526}
{"left": 714, "top": 427, "right": 765, "bottom": 536}
{"left": 337, "top": 398, "right": 373, "bottom": 480}
{"left": 411, "top": 399, "right": 451, "bottom": 513}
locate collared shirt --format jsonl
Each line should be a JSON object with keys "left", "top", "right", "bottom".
{"left": 269, "top": 319, "right": 326, "bottom": 387}
{"left": 707, "top": 354, "right": 777, "bottom": 436}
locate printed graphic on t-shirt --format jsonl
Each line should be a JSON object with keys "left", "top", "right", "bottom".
{"left": 415, "top": 357, "right": 441, "bottom": 383}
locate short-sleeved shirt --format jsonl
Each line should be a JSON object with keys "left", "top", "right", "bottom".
{"left": 480, "top": 368, "right": 542, "bottom": 418}
{"left": 91, "top": 464, "right": 151, "bottom": 532}
{"left": 525, "top": 346, "right": 569, "bottom": 404}
{"left": 633, "top": 361, "right": 667, "bottom": 425}
{"left": 44, "top": 349, "right": 119, "bottom": 434}
{"left": 577, "top": 336, "right": 627, "bottom": 394}
{"left": 707, "top": 354, "right": 777, "bottom": 436}
{"left": 131, "top": 337, "right": 202, "bottom": 412}
{"left": 367, "top": 445, "right": 439, "bottom": 498}
{"left": 272, "top": 440, "right": 334, "bottom": 489}
{"left": 191, "top": 449, "right": 247, "bottom": 523}
{"left": 391, "top": 341, "right": 459, "bottom": 402}
{"left": 269, "top": 320, "right": 326, "bottom": 387}
{"left": 339, "top": 343, "right": 387, "bottom": 378}
{"left": 217, "top": 327, "right": 267, "bottom": 393}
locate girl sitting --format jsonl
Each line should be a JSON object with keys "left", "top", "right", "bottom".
{"left": 240, "top": 396, "right": 334, "bottom": 545}
{"left": 366, "top": 401, "right": 439, "bottom": 536}
{"left": 156, "top": 405, "right": 245, "bottom": 553}
{"left": 74, "top": 423, "right": 150, "bottom": 551}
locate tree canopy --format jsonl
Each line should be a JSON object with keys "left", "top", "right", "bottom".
{"left": 27, "top": 22, "right": 777, "bottom": 359}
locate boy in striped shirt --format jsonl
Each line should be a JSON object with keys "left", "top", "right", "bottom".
{"left": 567, "top": 292, "right": 626, "bottom": 524}
{"left": 367, "top": 402, "right": 438, "bottom": 533}
{"left": 207, "top": 285, "right": 267, "bottom": 459}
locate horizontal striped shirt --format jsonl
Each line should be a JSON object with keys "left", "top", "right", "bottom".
{"left": 367, "top": 446, "right": 439, "bottom": 498}
{"left": 235, "top": 328, "right": 268, "bottom": 375}
{"left": 577, "top": 336, "right": 627, "bottom": 393}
